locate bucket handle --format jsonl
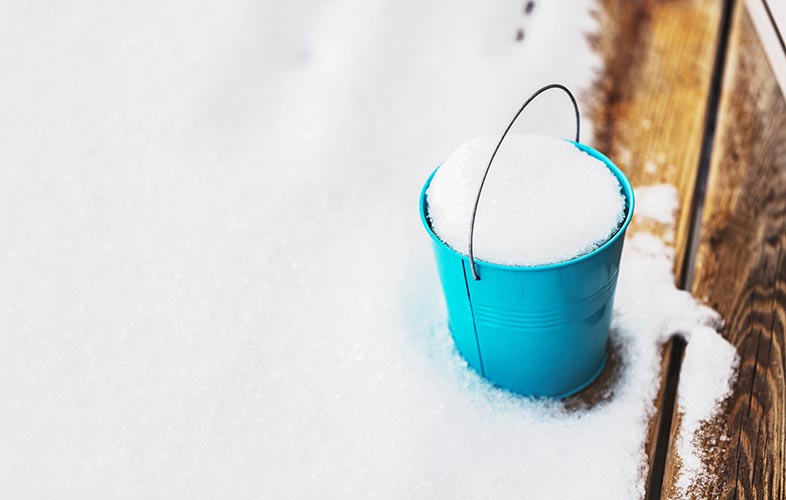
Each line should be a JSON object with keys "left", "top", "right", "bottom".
{"left": 467, "top": 83, "right": 581, "bottom": 280}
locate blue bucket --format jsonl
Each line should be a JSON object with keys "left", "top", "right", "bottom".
{"left": 420, "top": 141, "right": 634, "bottom": 397}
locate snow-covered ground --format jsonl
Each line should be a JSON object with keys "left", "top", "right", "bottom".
{"left": 0, "top": 1, "right": 736, "bottom": 499}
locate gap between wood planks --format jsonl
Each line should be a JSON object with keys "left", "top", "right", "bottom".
{"left": 645, "top": 1, "right": 738, "bottom": 499}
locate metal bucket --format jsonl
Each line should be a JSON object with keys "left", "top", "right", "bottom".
{"left": 419, "top": 85, "right": 634, "bottom": 397}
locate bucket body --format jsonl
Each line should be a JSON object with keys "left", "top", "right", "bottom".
{"left": 420, "top": 141, "right": 634, "bottom": 398}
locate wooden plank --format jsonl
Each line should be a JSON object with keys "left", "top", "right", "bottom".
{"left": 591, "top": 0, "right": 722, "bottom": 269}
{"left": 662, "top": 4, "right": 786, "bottom": 499}
{"left": 565, "top": 1, "right": 725, "bottom": 494}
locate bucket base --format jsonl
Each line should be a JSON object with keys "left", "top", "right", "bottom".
{"left": 459, "top": 342, "right": 608, "bottom": 399}
{"left": 549, "top": 350, "right": 607, "bottom": 399}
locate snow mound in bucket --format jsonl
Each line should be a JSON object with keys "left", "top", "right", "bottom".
{"left": 426, "top": 134, "right": 627, "bottom": 266}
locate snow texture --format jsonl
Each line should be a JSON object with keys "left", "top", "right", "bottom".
{"left": 674, "top": 325, "right": 739, "bottom": 498}
{"left": 426, "top": 134, "right": 626, "bottom": 266}
{"left": 635, "top": 183, "right": 679, "bottom": 224}
{"left": 0, "top": 1, "right": 735, "bottom": 499}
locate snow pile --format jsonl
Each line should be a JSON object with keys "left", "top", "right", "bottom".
{"left": 425, "top": 134, "right": 626, "bottom": 266}
{"left": 674, "top": 319, "right": 739, "bottom": 498}
{"left": 0, "top": 1, "right": 736, "bottom": 499}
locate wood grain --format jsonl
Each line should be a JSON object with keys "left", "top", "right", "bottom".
{"left": 567, "top": 1, "right": 725, "bottom": 495}
{"left": 590, "top": 0, "right": 722, "bottom": 271}
{"left": 662, "top": 4, "right": 786, "bottom": 499}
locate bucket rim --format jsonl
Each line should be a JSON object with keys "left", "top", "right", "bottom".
{"left": 419, "top": 140, "right": 635, "bottom": 272}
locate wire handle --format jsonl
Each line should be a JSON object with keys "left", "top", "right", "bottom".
{"left": 467, "top": 83, "right": 581, "bottom": 280}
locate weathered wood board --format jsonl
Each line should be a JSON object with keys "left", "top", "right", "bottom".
{"left": 663, "top": 4, "right": 786, "bottom": 499}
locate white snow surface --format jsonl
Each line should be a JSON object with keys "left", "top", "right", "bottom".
{"left": 0, "top": 1, "right": 736, "bottom": 499}
{"left": 425, "top": 134, "right": 626, "bottom": 266}
{"left": 675, "top": 327, "right": 739, "bottom": 498}
{"left": 635, "top": 184, "right": 679, "bottom": 224}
